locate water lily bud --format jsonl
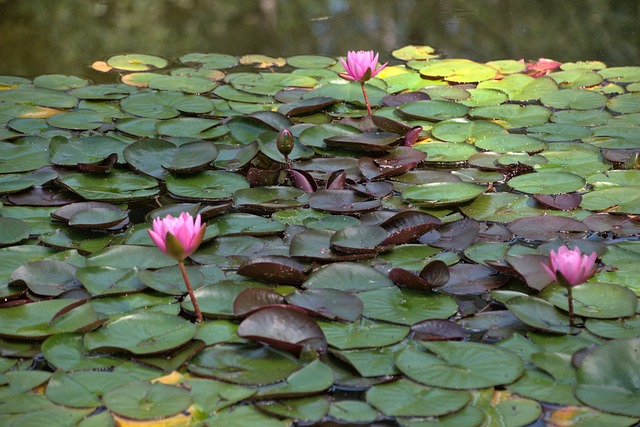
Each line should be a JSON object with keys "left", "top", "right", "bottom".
{"left": 277, "top": 129, "right": 294, "bottom": 157}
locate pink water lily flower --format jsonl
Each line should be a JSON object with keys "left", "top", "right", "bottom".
{"left": 339, "top": 50, "right": 387, "bottom": 83}
{"left": 148, "top": 212, "right": 206, "bottom": 261}
{"left": 542, "top": 246, "right": 597, "bottom": 287}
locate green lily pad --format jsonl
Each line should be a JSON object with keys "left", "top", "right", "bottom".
{"left": 419, "top": 60, "right": 497, "bottom": 83}
{"left": 580, "top": 186, "right": 640, "bottom": 214}
{"left": 9, "top": 259, "right": 80, "bottom": 296}
{"left": 475, "top": 134, "right": 546, "bottom": 153}
{"left": 366, "top": 378, "right": 470, "bottom": 417}
{"left": 398, "top": 100, "right": 469, "bottom": 121}
{"left": 415, "top": 142, "right": 479, "bottom": 163}
{"left": 576, "top": 337, "right": 640, "bottom": 417}
{"left": 41, "top": 332, "right": 121, "bottom": 371}
{"left": 318, "top": 318, "right": 409, "bottom": 350}
{"left": 458, "top": 88, "right": 509, "bottom": 107}
{"left": 34, "top": 74, "right": 90, "bottom": 90}
{"left": 84, "top": 311, "right": 198, "bottom": 355}
{"left": 46, "top": 110, "right": 106, "bottom": 131}
{"left": 540, "top": 88, "right": 607, "bottom": 110}
{"left": 120, "top": 91, "right": 212, "bottom": 119}
{"left": 541, "top": 282, "right": 638, "bottom": 319}
{"left": 469, "top": 104, "right": 552, "bottom": 128}
{"left": 396, "top": 341, "right": 524, "bottom": 389}
{"left": 137, "top": 265, "right": 205, "bottom": 296}
{"left": 303, "top": 262, "right": 393, "bottom": 291}
{"left": 477, "top": 74, "right": 558, "bottom": 101}
{"left": 102, "top": 380, "right": 191, "bottom": 420}
{"left": 548, "top": 69, "right": 603, "bottom": 88}
{"left": 392, "top": 45, "right": 437, "bottom": 61}
{"left": 186, "top": 378, "right": 255, "bottom": 414}
{"left": 0, "top": 169, "right": 57, "bottom": 195}
{"left": 359, "top": 286, "right": 458, "bottom": 325}
{"left": 507, "top": 171, "right": 585, "bottom": 194}
{"left": 332, "top": 344, "right": 403, "bottom": 377}
{"left": 59, "top": 170, "right": 159, "bottom": 202}
{"left": 535, "top": 144, "right": 610, "bottom": 177}
{"left": 550, "top": 108, "right": 611, "bottom": 126}
{"left": 200, "top": 404, "right": 291, "bottom": 427}
{"left": 608, "top": 92, "right": 640, "bottom": 114}
{"left": 0, "top": 87, "right": 78, "bottom": 109}
{"left": 430, "top": 118, "right": 506, "bottom": 143}
{"left": 166, "top": 170, "right": 249, "bottom": 201}
{"left": 155, "top": 117, "right": 227, "bottom": 139}
{"left": 179, "top": 52, "right": 238, "bottom": 69}
{"left": 45, "top": 370, "right": 104, "bottom": 408}
{"left": 586, "top": 314, "right": 640, "bottom": 339}
{"left": 256, "top": 395, "right": 330, "bottom": 423}
{"left": 106, "top": 54, "right": 168, "bottom": 71}
{"left": 210, "top": 212, "right": 285, "bottom": 236}
{"left": 508, "top": 368, "right": 581, "bottom": 406}
{"left": 214, "top": 142, "right": 260, "bottom": 170}
{"left": 0, "top": 217, "right": 29, "bottom": 245}
{"left": 49, "top": 135, "right": 128, "bottom": 167}
{"left": 403, "top": 182, "right": 486, "bottom": 207}
{"left": 329, "top": 400, "right": 379, "bottom": 424}
{"left": 0, "top": 299, "right": 85, "bottom": 339}
{"left": 0, "top": 140, "right": 53, "bottom": 173}
{"left": 147, "top": 74, "right": 217, "bottom": 93}
{"left": 3, "top": 407, "right": 92, "bottom": 426}
{"left": 76, "top": 266, "right": 146, "bottom": 296}
{"left": 255, "top": 359, "right": 334, "bottom": 398}
{"left": 188, "top": 342, "right": 301, "bottom": 386}
{"left": 504, "top": 295, "right": 572, "bottom": 334}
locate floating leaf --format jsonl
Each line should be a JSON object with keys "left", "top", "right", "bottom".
{"left": 366, "top": 378, "right": 470, "bottom": 417}
{"left": 395, "top": 341, "right": 524, "bottom": 389}
{"left": 106, "top": 53, "right": 168, "bottom": 71}
{"left": 403, "top": 182, "right": 486, "bottom": 207}
{"left": 576, "top": 337, "right": 640, "bottom": 416}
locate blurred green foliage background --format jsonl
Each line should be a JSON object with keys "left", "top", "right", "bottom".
{"left": 0, "top": 0, "right": 638, "bottom": 79}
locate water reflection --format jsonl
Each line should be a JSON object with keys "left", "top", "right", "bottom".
{"left": 0, "top": 0, "right": 638, "bottom": 79}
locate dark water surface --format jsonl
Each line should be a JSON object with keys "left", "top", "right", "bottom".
{"left": 0, "top": 0, "right": 639, "bottom": 80}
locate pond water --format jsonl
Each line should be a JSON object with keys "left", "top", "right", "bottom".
{"left": 1, "top": 0, "right": 639, "bottom": 80}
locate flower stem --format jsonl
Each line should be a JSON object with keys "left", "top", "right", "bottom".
{"left": 178, "top": 260, "right": 203, "bottom": 323}
{"left": 567, "top": 285, "right": 575, "bottom": 331}
{"left": 360, "top": 82, "right": 373, "bottom": 117}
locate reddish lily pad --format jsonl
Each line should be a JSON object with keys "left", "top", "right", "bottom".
{"left": 330, "top": 225, "right": 389, "bottom": 254}
{"left": 509, "top": 215, "right": 588, "bottom": 241}
{"left": 411, "top": 319, "right": 465, "bottom": 341}
{"left": 233, "top": 288, "right": 286, "bottom": 316}
{"left": 237, "top": 255, "right": 307, "bottom": 285}
{"left": 358, "top": 146, "right": 427, "bottom": 180}
{"left": 379, "top": 210, "right": 442, "bottom": 245}
{"left": 237, "top": 306, "right": 327, "bottom": 356}
{"left": 285, "top": 288, "right": 364, "bottom": 322}
{"left": 324, "top": 131, "right": 402, "bottom": 152}
{"left": 442, "top": 264, "right": 508, "bottom": 295}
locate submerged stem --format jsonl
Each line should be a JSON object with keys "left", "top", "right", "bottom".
{"left": 178, "top": 260, "right": 203, "bottom": 323}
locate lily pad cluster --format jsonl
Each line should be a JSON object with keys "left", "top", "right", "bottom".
{"left": 0, "top": 47, "right": 639, "bottom": 426}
